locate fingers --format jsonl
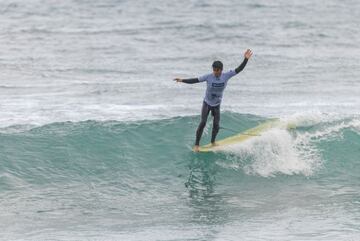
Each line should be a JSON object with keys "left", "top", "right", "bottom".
{"left": 244, "top": 49, "right": 253, "bottom": 59}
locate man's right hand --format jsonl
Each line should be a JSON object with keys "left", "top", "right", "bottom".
{"left": 174, "top": 78, "right": 183, "bottom": 82}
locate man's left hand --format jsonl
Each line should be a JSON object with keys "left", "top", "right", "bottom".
{"left": 244, "top": 49, "right": 253, "bottom": 59}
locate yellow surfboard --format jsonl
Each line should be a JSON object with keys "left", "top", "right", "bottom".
{"left": 197, "top": 118, "right": 290, "bottom": 152}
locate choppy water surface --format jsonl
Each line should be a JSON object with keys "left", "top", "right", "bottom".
{"left": 0, "top": 0, "right": 359, "bottom": 240}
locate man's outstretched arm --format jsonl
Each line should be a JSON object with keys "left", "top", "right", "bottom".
{"left": 174, "top": 78, "right": 200, "bottom": 84}
{"left": 235, "top": 58, "right": 248, "bottom": 73}
{"left": 235, "top": 49, "right": 253, "bottom": 73}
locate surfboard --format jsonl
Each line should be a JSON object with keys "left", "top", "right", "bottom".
{"left": 197, "top": 118, "right": 291, "bottom": 152}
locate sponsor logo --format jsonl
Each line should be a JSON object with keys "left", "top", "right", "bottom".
{"left": 212, "top": 82, "right": 225, "bottom": 88}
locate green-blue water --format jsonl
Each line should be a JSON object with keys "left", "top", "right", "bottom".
{"left": 1, "top": 113, "right": 359, "bottom": 240}
{"left": 1, "top": 0, "right": 360, "bottom": 239}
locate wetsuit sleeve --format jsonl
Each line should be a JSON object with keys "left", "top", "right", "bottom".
{"left": 182, "top": 78, "right": 200, "bottom": 84}
{"left": 235, "top": 58, "right": 248, "bottom": 73}
{"left": 198, "top": 74, "right": 210, "bottom": 82}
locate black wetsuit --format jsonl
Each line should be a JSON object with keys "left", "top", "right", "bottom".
{"left": 182, "top": 58, "right": 248, "bottom": 146}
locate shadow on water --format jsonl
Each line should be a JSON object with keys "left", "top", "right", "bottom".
{"left": 184, "top": 151, "right": 231, "bottom": 237}
{"left": 185, "top": 153, "right": 217, "bottom": 199}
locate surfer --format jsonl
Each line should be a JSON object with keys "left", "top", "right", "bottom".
{"left": 174, "top": 49, "right": 253, "bottom": 152}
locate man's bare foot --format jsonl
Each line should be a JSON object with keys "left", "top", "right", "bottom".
{"left": 211, "top": 142, "right": 218, "bottom": 146}
{"left": 193, "top": 145, "right": 200, "bottom": 152}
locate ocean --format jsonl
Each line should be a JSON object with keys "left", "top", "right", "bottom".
{"left": 0, "top": 0, "right": 359, "bottom": 240}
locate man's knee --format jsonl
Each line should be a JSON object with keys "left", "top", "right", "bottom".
{"left": 198, "top": 121, "right": 206, "bottom": 129}
{"left": 213, "top": 122, "right": 219, "bottom": 131}
{"left": 213, "top": 116, "right": 220, "bottom": 128}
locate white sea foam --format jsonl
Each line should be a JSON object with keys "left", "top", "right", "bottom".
{"left": 217, "top": 112, "right": 360, "bottom": 177}
{"left": 221, "top": 127, "right": 321, "bottom": 177}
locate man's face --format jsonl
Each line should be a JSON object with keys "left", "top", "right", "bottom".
{"left": 213, "top": 68, "right": 222, "bottom": 77}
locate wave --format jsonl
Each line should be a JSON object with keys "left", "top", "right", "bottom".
{"left": 0, "top": 112, "right": 359, "bottom": 191}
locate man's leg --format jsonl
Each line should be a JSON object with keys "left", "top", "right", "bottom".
{"left": 195, "top": 101, "right": 210, "bottom": 146}
{"left": 211, "top": 105, "right": 220, "bottom": 144}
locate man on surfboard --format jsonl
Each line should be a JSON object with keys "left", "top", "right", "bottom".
{"left": 174, "top": 49, "right": 253, "bottom": 152}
